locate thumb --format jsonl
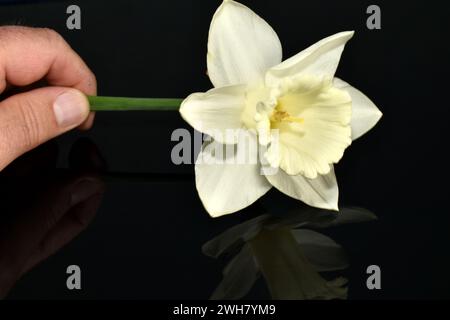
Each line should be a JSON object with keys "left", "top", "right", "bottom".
{"left": 0, "top": 87, "right": 90, "bottom": 170}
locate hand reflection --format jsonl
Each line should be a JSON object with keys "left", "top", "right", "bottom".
{"left": 203, "top": 204, "right": 377, "bottom": 300}
{"left": 0, "top": 139, "right": 105, "bottom": 298}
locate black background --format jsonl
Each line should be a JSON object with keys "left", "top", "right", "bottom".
{"left": 0, "top": 0, "right": 449, "bottom": 299}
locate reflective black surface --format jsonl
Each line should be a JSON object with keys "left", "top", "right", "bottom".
{"left": 0, "top": 0, "right": 449, "bottom": 299}
{"left": 0, "top": 142, "right": 380, "bottom": 299}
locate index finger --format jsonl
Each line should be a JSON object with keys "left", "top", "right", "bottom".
{"left": 0, "top": 26, "right": 97, "bottom": 95}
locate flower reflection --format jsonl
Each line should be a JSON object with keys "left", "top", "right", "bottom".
{"left": 203, "top": 205, "right": 376, "bottom": 300}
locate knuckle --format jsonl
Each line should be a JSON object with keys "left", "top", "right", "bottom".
{"left": 38, "top": 27, "right": 67, "bottom": 49}
{"left": 18, "top": 101, "right": 42, "bottom": 150}
{"left": 87, "top": 72, "right": 97, "bottom": 92}
{"left": 40, "top": 27, "right": 61, "bottom": 41}
{"left": 0, "top": 122, "right": 34, "bottom": 170}
{"left": 0, "top": 124, "right": 17, "bottom": 165}
{"left": 8, "top": 98, "right": 43, "bottom": 151}
{"left": 0, "top": 26, "right": 66, "bottom": 54}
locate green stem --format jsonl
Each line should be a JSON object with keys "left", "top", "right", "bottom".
{"left": 88, "top": 96, "right": 182, "bottom": 111}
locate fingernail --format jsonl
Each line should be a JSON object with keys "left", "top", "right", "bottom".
{"left": 53, "top": 90, "right": 89, "bottom": 128}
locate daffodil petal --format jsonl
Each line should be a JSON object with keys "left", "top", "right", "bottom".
{"left": 267, "top": 77, "right": 352, "bottom": 179}
{"left": 333, "top": 78, "right": 382, "bottom": 140}
{"left": 207, "top": 0, "right": 282, "bottom": 87}
{"left": 266, "top": 31, "right": 354, "bottom": 87}
{"left": 202, "top": 214, "right": 269, "bottom": 258}
{"left": 180, "top": 85, "right": 247, "bottom": 144}
{"left": 210, "top": 244, "right": 260, "bottom": 300}
{"left": 265, "top": 166, "right": 339, "bottom": 210}
{"left": 249, "top": 227, "right": 347, "bottom": 299}
{"left": 292, "top": 229, "right": 348, "bottom": 272}
{"left": 195, "top": 135, "right": 272, "bottom": 217}
{"left": 328, "top": 206, "right": 378, "bottom": 226}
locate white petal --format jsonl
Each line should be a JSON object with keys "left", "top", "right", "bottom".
{"left": 266, "top": 31, "right": 354, "bottom": 87}
{"left": 207, "top": 0, "right": 282, "bottom": 87}
{"left": 180, "top": 85, "right": 247, "bottom": 144}
{"left": 333, "top": 78, "right": 382, "bottom": 140}
{"left": 265, "top": 166, "right": 339, "bottom": 210}
{"left": 195, "top": 135, "right": 272, "bottom": 217}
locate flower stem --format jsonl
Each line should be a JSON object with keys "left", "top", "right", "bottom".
{"left": 88, "top": 96, "right": 182, "bottom": 111}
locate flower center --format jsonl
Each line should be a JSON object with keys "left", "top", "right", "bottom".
{"left": 270, "top": 108, "right": 304, "bottom": 125}
{"left": 241, "top": 75, "right": 352, "bottom": 179}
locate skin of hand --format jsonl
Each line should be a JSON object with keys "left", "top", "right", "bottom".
{"left": 0, "top": 26, "right": 97, "bottom": 171}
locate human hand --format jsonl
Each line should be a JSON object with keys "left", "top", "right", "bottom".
{"left": 0, "top": 26, "right": 96, "bottom": 171}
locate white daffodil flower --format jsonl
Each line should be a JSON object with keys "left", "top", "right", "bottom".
{"left": 180, "top": 0, "right": 382, "bottom": 217}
